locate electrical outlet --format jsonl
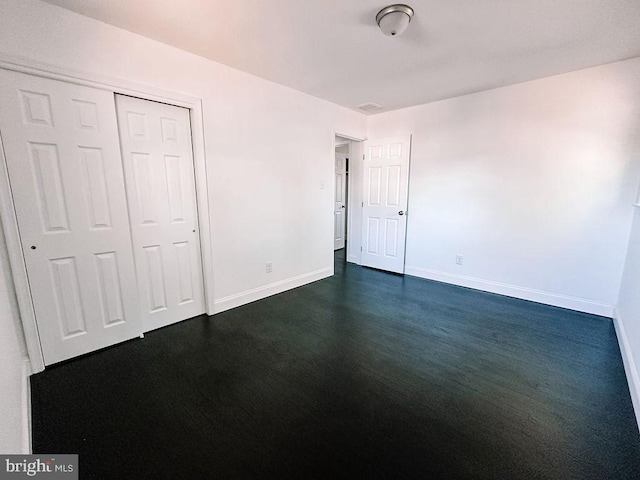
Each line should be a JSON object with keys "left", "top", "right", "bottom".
{"left": 266, "top": 262, "right": 273, "bottom": 273}
{"left": 455, "top": 255, "right": 464, "bottom": 266}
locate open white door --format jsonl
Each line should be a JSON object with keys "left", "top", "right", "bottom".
{"left": 0, "top": 69, "right": 142, "bottom": 365}
{"left": 115, "top": 95, "right": 205, "bottom": 332}
{"left": 334, "top": 152, "right": 347, "bottom": 250}
{"left": 360, "top": 135, "right": 411, "bottom": 274}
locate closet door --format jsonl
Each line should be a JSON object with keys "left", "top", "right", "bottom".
{"left": 0, "top": 69, "right": 141, "bottom": 365}
{"left": 115, "top": 95, "right": 205, "bottom": 332}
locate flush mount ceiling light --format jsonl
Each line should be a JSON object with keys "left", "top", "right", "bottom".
{"left": 376, "top": 4, "right": 414, "bottom": 37}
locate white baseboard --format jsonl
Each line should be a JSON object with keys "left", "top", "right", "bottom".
{"left": 613, "top": 310, "right": 640, "bottom": 433}
{"left": 21, "top": 359, "right": 32, "bottom": 454}
{"left": 404, "top": 266, "right": 614, "bottom": 317}
{"left": 213, "top": 267, "right": 333, "bottom": 314}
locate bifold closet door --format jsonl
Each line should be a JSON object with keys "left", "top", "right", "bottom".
{"left": 115, "top": 95, "right": 205, "bottom": 332}
{"left": 0, "top": 69, "right": 141, "bottom": 365}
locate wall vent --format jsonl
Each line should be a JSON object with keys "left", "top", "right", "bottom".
{"left": 356, "top": 102, "right": 382, "bottom": 112}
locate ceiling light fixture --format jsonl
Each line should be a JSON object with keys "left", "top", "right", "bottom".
{"left": 376, "top": 4, "right": 414, "bottom": 37}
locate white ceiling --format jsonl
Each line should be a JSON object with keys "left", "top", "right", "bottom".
{"left": 42, "top": 0, "right": 640, "bottom": 114}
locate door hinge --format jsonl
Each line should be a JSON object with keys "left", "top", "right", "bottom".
{"left": 360, "top": 246, "right": 362, "bottom": 251}
{"left": 361, "top": 202, "right": 364, "bottom": 207}
{"left": 363, "top": 154, "right": 365, "bottom": 160}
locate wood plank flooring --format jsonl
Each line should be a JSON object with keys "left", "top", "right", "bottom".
{"left": 31, "top": 250, "right": 640, "bottom": 479}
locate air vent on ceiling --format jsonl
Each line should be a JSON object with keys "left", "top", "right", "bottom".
{"left": 356, "top": 102, "right": 383, "bottom": 112}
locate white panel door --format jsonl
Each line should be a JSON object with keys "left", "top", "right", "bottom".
{"left": 334, "top": 152, "right": 347, "bottom": 250}
{"left": 115, "top": 95, "right": 205, "bottom": 332}
{"left": 360, "top": 136, "right": 411, "bottom": 274}
{"left": 0, "top": 69, "right": 141, "bottom": 365}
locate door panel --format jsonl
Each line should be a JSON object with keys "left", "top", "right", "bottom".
{"left": 387, "top": 165, "right": 401, "bottom": 205}
{"left": 94, "top": 251, "right": 126, "bottom": 326}
{"left": 367, "top": 218, "right": 380, "bottom": 254}
{"left": 334, "top": 152, "right": 347, "bottom": 250}
{"left": 0, "top": 69, "right": 141, "bottom": 365}
{"left": 360, "top": 136, "right": 411, "bottom": 274}
{"left": 79, "top": 147, "right": 113, "bottom": 229}
{"left": 368, "top": 167, "right": 382, "bottom": 205}
{"left": 115, "top": 95, "right": 205, "bottom": 332}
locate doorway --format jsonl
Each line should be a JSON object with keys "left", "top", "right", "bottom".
{"left": 333, "top": 133, "right": 412, "bottom": 274}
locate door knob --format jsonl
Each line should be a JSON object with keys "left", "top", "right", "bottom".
{"left": 30, "top": 245, "right": 36, "bottom": 250}
{"left": 398, "top": 211, "right": 405, "bottom": 216}
{"left": 341, "top": 205, "right": 345, "bottom": 209}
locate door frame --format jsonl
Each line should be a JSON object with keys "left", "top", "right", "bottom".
{"left": 0, "top": 53, "right": 215, "bottom": 373}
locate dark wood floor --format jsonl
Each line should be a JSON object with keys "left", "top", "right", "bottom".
{"left": 32, "top": 250, "right": 640, "bottom": 479}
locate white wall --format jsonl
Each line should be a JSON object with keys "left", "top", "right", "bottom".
{"left": 0, "top": 0, "right": 366, "bottom": 450}
{"left": 367, "top": 58, "right": 640, "bottom": 316}
{"left": 0, "top": 216, "right": 30, "bottom": 453}
{"left": 617, "top": 209, "right": 640, "bottom": 430}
